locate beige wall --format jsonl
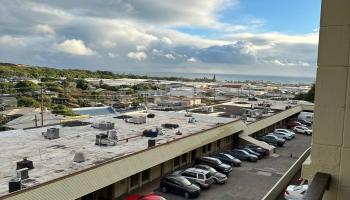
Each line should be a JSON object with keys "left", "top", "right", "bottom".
{"left": 302, "top": 0, "right": 350, "bottom": 199}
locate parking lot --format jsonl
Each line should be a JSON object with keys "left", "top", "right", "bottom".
{"left": 135, "top": 133, "right": 311, "bottom": 200}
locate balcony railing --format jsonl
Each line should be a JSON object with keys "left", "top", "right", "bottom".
{"left": 303, "top": 172, "right": 331, "bottom": 200}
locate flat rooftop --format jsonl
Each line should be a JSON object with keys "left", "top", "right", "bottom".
{"left": 0, "top": 110, "right": 234, "bottom": 196}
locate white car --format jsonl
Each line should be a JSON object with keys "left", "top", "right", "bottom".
{"left": 293, "top": 126, "right": 312, "bottom": 135}
{"left": 274, "top": 129, "right": 296, "bottom": 138}
{"left": 284, "top": 184, "right": 308, "bottom": 199}
{"left": 269, "top": 132, "right": 293, "bottom": 140}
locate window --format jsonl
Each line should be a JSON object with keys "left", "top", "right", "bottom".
{"left": 207, "top": 143, "right": 212, "bottom": 152}
{"left": 141, "top": 169, "right": 150, "bottom": 183}
{"left": 217, "top": 140, "right": 221, "bottom": 148}
{"left": 130, "top": 173, "right": 140, "bottom": 188}
{"left": 198, "top": 174, "right": 204, "bottom": 180}
{"left": 174, "top": 156, "right": 180, "bottom": 167}
{"left": 181, "top": 154, "right": 187, "bottom": 163}
{"left": 202, "top": 146, "right": 206, "bottom": 154}
{"left": 182, "top": 171, "right": 196, "bottom": 178}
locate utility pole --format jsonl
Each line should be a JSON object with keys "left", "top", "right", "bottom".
{"left": 40, "top": 87, "right": 44, "bottom": 127}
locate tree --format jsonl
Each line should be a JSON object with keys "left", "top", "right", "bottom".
{"left": 293, "top": 84, "right": 315, "bottom": 102}
{"left": 52, "top": 105, "right": 78, "bottom": 116}
{"left": 304, "top": 84, "right": 315, "bottom": 102}
{"left": 15, "top": 81, "right": 38, "bottom": 93}
{"left": 76, "top": 79, "right": 90, "bottom": 90}
{"left": 17, "top": 96, "right": 40, "bottom": 108}
{"left": 0, "top": 82, "right": 15, "bottom": 94}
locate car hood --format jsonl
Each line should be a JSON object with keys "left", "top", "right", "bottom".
{"left": 186, "top": 184, "right": 201, "bottom": 192}
{"left": 219, "top": 163, "right": 231, "bottom": 169}
{"left": 214, "top": 172, "right": 227, "bottom": 179}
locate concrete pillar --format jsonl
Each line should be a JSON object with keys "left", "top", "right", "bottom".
{"left": 302, "top": 0, "right": 350, "bottom": 199}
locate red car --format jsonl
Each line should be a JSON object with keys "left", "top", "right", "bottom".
{"left": 126, "top": 194, "right": 167, "bottom": 200}
{"left": 286, "top": 121, "right": 305, "bottom": 129}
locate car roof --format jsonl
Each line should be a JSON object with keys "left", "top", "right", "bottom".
{"left": 185, "top": 167, "right": 209, "bottom": 174}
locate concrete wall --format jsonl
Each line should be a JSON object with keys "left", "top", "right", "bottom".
{"left": 301, "top": 0, "right": 350, "bottom": 199}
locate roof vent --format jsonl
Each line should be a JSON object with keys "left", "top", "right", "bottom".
{"left": 42, "top": 128, "right": 60, "bottom": 139}
{"left": 73, "top": 152, "right": 86, "bottom": 163}
{"left": 16, "top": 168, "right": 29, "bottom": 180}
{"left": 188, "top": 117, "right": 196, "bottom": 123}
{"left": 16, "top": 158, "right": 34, "bottom": 170}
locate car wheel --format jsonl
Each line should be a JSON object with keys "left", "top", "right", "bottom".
{"left": 161, "top": 186, "right": 167, "bottom": 193}
{"left": 184, "top": 192, "right": 190, "bottom": 199}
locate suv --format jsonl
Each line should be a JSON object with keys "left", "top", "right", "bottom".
{"left": 269, "top": 132, "right": 293, "bottom": 140}
{"left": 159, "top": 175, "right": 201, "bottom": 199}
{"left": 226, "top": 149, "right": 258, "bottom": 162}
{"left": 257, "top": 135, "right": 285, "bottom": 147}
{"left": 193, "top": 164, "right": 227, "bottom": 184}
{"left": 174, "top": 168, "right": 214, "bottom": 189}
{"left": 274, "top": 129, "right": 295, "bottom": 138}
{"left": 212, "top": 153, "right": 242, "bottom": 167}
{"left": 293, "top": 126, "right": 312, "bottom": 135}
{"left": 194, "top": 157, "right": 232, "bottom": 175}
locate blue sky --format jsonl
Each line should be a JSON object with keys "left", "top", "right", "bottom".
{"left": 0, "top": 0, "right": 321, "bottom": 77}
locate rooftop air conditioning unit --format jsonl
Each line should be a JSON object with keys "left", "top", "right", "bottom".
{"left": 73, "top": 152, "right": 86, "bottom": 163}
{"left": 9, "top": 178, "right": 21, "bottom": 193}
{"left": 107, "top": 130, "right": 118, "bottom": 141}
{"left": 16, "top": 168, "right": 29, "bottom": 180}
{"left": 16, "top": 158, "right": 34, "bottom": 170}
{"left": 188, "top": 117, "right": 196, "bottom": 123}
{"left": 95, "top": 133, "right": 116, "bottom": 146}
{"left": 148, "top": 139, "right": 156, "bottom": 148}
{"left": 46, "top": 128, "right": 59, "bottom": 139}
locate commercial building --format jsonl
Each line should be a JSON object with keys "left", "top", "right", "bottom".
{"left": 0, "top": 101, "right": 313, "bottom": 200}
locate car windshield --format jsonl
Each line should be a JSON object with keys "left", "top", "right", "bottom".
{"left": 214, "top": 158, "right": 222, "bottom": 164}
{"left": 205, "top": 172, "right": 211, "bottom": 179}
{"left": 177, "top": 176, "right": 191, "bottom": 186}
{"left": 225, "top": 154, "right": 234, "bottom": 159}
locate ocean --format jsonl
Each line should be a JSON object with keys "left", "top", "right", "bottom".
{"left": 132, "top": 72, "right": 315, "bottom": 85}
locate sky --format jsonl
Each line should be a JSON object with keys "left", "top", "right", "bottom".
{"left": 0, "top": 0, "right": 321, "bottom": 77}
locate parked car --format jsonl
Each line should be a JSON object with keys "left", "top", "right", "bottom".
{"left": 297, "top": 119, "right": 312, "bottom": 126}
{"left": 293, "top": 126, "right": 312, "bottom": 135}
{"left": 193, "top": 164, "right": 227, "bottom": 184}
{"left": 274, "top": 129, "right": 296, "bottom": 138}
{"left": 194, "top": 157, "right": 232, "bottom": 175}
{"left": 173, "top": 168, "right": 214, "bottom": 189}
{"left": 269, "top": 132, "right": 293, "bottom": 140}
{"left": 257, "top": 135, "right": 285, "bottom": 147}
{"left": 126, "top": 194, "right": 167, "bottom": 200}
{"left": 286, "top": 121, "right": 306, "bottom": 129}
{"left": 226, "top": 149, "right": 258, "bottom": 162}
{"left": 238, "top": 144, "right": 269, "bottom": 157}
{"left": 284, "top": 184, "right": 308, "bottom": 200}
{"left": 212, "top": 153, "right": 242, "bottom": 167}
{"left": 159, "top": 175, "right": 201, "bottom": 199}
{"left": 236, "top": 147, "right": 262, "bottom": 159}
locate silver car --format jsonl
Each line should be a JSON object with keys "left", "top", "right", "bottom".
{"left": 174, "top": 168, "right": 214, "bottom": 189}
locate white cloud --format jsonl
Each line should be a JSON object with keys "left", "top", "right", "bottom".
{"left": 54, "top": 39, "right": 95, "bottom": 56}
{"left": 34, "top": 24, "right": 55, "bottom": 35}
{"left": 0, "top": 35, "right": 25, "bottom": 46}
{"left": 108, "top": 52, "right": 119, "bottom": 58}
{"left": 136, "top": 45, "right": 147, "bottom": 51}
{"left": 164, "top": 53, "right": 176, "bottom": 60}
{"left": 127, "top": 51, "right": 147, "bottom": 61}
{"left": 161, "top": 37, "right": 172, "bottom": 44}
{"left": 267, "top": 59, "right": 311, "bottom": 67}
{"left": 187, "top": 57, "right": 197, "bottom": 62}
